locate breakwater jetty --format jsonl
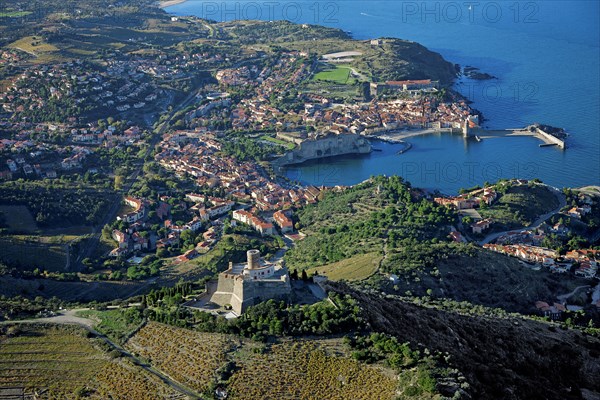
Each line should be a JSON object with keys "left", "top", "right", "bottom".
{"left": 366, "top": 123, "right": 567, "bottom": 149}
{"left": 472, "top": 124, "right": 567, "bottom": 148}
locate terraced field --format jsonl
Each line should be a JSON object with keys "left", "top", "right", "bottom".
{"left": 0, "top": 275, "right": 145, "bottom": 302}
{"left": 0, "top": 324, "right": 179, "bottom": 399}
{"left": 0, "top": 205, "right": 38, "bottom": 233}
{"left": 126, "top": 322, "right": 236, "bottom": 393}
{"left": 93, "top": 362, "right": 183, "bottom": 399}
{"left": 228, "top": 341, "right": 397, "bottom": 400}
{"left": 0, "top": 237, "right": 67, "bottom": 272}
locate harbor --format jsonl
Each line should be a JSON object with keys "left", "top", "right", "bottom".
{"left": 370, "top": 124, "right": 567, "bottom": 150}
{"left": 472, "top": 126, "right": 567, "bottom": 149}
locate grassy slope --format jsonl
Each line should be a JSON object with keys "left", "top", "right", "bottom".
{"left": 0, "top": 205, "right": 38, "bottom": 233}
{"left": 77, "top": 308, "right": 144, "bottom": 344}
{"left": 307, "top": 252, "right": 381, "bottom": 281}
{"left": 0, "top": 237, "right": 67, "bottom": 272}
{"left": 285, "top": 177, "right": 454, "bottom": 270}
{"left": 289, "top": 179, "right": 583, "bottom": 316}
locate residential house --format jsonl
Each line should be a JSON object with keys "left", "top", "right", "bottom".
{"left": 471, "top": 218, "right": 492, "bottom": 234}
{"left": 273, "top": 210, "right": 293, "bottom": 233}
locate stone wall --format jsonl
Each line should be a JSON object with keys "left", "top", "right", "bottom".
{"left": 216, "top": 273, "right": 235, "bottom": 294}
{"left": 238, "top": 278, "right": 292, "bottom": 313}
{"left": 214, "top": 272, "right": 292, "bottom": 315}
{"left": 275, "top": 134, "right": 371, "bottom": 167}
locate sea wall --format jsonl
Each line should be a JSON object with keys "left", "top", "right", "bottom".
{"left": 536, "top": 128, "right": 565, "bottom": 149}
{"left": 275, "top": 134, "right": 371, "bottom": 167}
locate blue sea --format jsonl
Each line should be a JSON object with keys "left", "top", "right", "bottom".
{"left": 166, "top": 0, "right": 600, "bottom": 193}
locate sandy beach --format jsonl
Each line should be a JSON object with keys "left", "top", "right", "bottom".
{"left": 158, "top": 0, "right": 188, "bottom": 8}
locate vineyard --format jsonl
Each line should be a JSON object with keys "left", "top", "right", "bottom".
{"left": 0, "top": 324, "right": 105, "bottom": 396}
{"left": 228, "top": 341, "right": 398, "bottom": 399}
{"left": 125, "top": 322, "right": 235, "bottom": 393}
{"left": 94, "top": 360, "right": 182, "bottom": 399}
{"left": 0, "top": 324, "right": 179, "bottom": 399}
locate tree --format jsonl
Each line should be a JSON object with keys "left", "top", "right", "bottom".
{"left": 301, "top": 270, "right": 309, "bottom": 281}
{"left": 567, "top": 235, "right": 586, "bottom": 250}
{"left": 114, "top": 175, "right": 124, "bottom": 190}
{"left": 180, "top": 230, "right": 196, "bottom": 246}
{"left": 102, "top": 224, "right": 112, "bottom": 241}
{"left": 156, "top": 247, "right": 169, "bottom": 258}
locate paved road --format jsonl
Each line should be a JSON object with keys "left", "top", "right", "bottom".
{"left": 479, "top": 184, "right": 567, "bottom": 245}
{"left": 556, "top": 285, "right": 590, "bottom": 303}
{"left": 1, "top": 310, "right": 200, "bottom": 399}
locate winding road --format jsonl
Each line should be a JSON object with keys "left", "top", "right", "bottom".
{"left": 478, "top": 184, "right": 567, "bottom": 245}
{"left": 556, "top": 285, "right": 590, "bottom": 303}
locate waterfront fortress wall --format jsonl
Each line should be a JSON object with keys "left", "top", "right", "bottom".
{"left": 275, "top": 134, "right": 371, "bottom": 166}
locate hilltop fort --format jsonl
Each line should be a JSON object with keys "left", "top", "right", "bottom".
{"left": 208, "top": 250, "right": 291, "bottom": 315}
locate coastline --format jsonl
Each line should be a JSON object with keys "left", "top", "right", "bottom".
{"left": 158, "top": 0, "right": 187, "bottom": 8}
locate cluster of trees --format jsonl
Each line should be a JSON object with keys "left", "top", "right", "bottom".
{"left": 97, "top": 145, "right": 142, "bottom": 172}
{"left": 142, "top": 281, "right": 197, "bottom": 308}
{"left": 344, "top": 332, "right": 461, "bottom": 396}
{"left": 0, "top": 295, "right": 68, "bottom": 320}
{"left": 289, "top": 269, "right": 311, "bottom": 281}
{"left": 345, "top": 332, "right": 421, "bottom": 370}
{"left": 141, "top": 289, "right": 363, "bottom": 341}
{"left": 0, "top": 181, "right": 110, "bottom": 227}
{"left": 541, "top": 232, "right": 591, "bottom": 254}
{"left": 126, "top": 257, "right": 162, "bottom": 280}
{"left": 268, "top": 88, "right": 304, "bottom": 113}
{"left": 231, "top": 295, "right": 363, "bottom": 339}
{"left": 221, "top": 136, "right": 283, "bottom": 161}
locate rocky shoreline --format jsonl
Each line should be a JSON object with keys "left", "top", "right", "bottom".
{"left": 462, "top": 65, "right": 497, "bottom": 80}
